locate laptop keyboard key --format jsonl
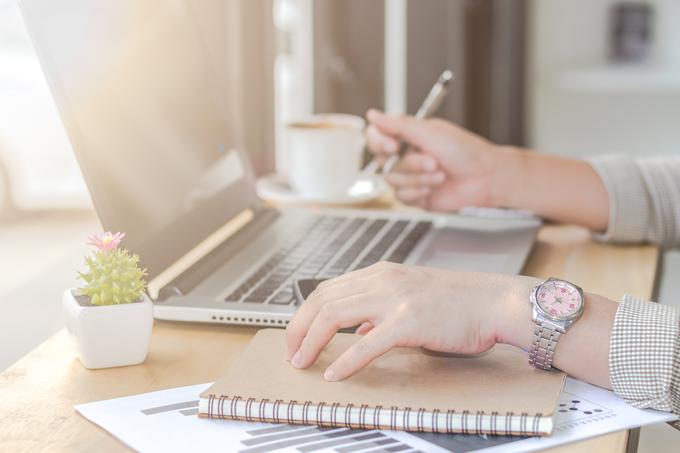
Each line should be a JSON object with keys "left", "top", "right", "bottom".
{"left": 270, "top": 290, "right": 294, "bottom": 305}
{"left": 354, "top": 220, "right": 409, "bottom": 269}
{"left": 226, "top": 217, "right": 431, "bottom": 307}
{"left": 386, "top": 221, "right": 432, "bottom": 263}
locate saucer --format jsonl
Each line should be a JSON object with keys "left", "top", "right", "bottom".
{"left": 256, "top": 173, "right": 388, "bottom": 205}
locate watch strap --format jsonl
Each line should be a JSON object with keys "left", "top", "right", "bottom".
{"left": 528, "top": 322, "right": 561, "bottom": 371}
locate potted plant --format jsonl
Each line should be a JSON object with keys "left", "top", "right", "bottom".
{"left": 63, "top": 232, "right": 153, "bottom": 369}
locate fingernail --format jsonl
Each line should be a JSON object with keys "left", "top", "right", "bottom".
{"left": 324, "top": 368, "right": 337, "bottom": 381}
{"left": 423, "top": 158, "right": 437, "bottom": 172}
{"left": 431, "top": 172, "right": 445, "bottom": 184}
{"left": 384, "top": 140, "right": 398, "bottom": 153}
{"left": 291, "top": 351, "right": 303, "bottom": 368}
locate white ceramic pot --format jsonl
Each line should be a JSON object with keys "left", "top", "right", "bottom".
{"left": 62, "top": 289, "right": 154, "bottom": 369}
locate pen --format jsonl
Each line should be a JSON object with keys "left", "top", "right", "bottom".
{"left": 374, "top": 69, "right": 454, "bottom": 175}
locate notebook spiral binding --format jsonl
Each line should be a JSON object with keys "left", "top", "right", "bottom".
{"left": 205, "top": 395, "right": 545, "bottom": 436}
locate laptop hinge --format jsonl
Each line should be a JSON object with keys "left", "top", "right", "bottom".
{"left": 147, "top": 208, "right": 255, "bottom": 300}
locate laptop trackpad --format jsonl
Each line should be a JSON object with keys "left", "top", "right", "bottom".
{"left": 414, "top": 228, "right": 512, "bottom": 273}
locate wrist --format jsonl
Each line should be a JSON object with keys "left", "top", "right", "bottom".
{"left": 493, "top": 275, "right": 539, "bottom": 351}
{"left": 488, "top": 146, "right": 530, "bottom": 209}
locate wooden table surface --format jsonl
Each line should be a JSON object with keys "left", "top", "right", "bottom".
{"left": 0, "top": 224, "right": 659, "bottom": 452}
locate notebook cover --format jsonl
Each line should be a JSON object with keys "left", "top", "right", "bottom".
{"left": 201, "top": 329, "right": 565, "bottom": 417}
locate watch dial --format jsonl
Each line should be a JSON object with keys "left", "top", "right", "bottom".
{"left": 536, "top": 280, "right": 583, "bottom": 319}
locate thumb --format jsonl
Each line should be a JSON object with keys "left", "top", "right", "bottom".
{"left": 366, "top": 109, "right": 431, "bottom": 149}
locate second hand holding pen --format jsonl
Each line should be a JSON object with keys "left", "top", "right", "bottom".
{"left": 376, "top": 69, "right": 454, "bottom": 175}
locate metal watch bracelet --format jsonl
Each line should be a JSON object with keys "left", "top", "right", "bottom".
{"left": 528, "top": 322, "right": 561, "bottom": 371}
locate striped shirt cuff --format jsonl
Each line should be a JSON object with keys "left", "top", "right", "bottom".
{"left": 609, "top": 295, "right": 680, "bottom": 415}
{"left": 589, "top": 155, "right": 680, "bottom": 246}
{"left": 589, "top": 156, "right": 652, "bottom": 243}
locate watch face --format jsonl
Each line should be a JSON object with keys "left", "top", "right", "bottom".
{"left": 535, "top": 280, "right": 583, "bottom": 320}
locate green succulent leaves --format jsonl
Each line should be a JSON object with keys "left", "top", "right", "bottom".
{"left": 78, "top": 248, "right": 147, "bottom": 305}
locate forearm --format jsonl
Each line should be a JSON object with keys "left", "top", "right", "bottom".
{"left": 498, "top": 278, "right": 617, "bottom": 389}
{"left": 491, "top": 147, "right": 610, "bottom": 231}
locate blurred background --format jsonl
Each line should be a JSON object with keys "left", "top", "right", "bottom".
{"left": 0, "top": 0, "right": 679, "bottom": 447}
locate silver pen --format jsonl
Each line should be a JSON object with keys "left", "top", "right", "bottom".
{"left": 375, "top": 69, "right": 454, "bottom": 175}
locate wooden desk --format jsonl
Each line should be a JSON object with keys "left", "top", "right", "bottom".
{"left": 0, "top": 225, "right": 658, "bottom": 452}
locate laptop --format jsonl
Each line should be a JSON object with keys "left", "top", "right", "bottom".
{"left": 21, "top": 0, "right": 540, "bottom": 327}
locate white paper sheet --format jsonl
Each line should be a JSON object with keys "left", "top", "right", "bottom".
{"left": 75, "top": 378, "right": 676, "bottom": 453}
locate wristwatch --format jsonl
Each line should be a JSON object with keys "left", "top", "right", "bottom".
{"left": 528, "top": 277, "right": 585, "bottom": 370}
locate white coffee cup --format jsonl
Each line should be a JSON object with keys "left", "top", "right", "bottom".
{"left": 286, "top": 114, "right": 366, "bottom": 199}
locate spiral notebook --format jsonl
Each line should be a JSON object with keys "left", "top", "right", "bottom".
{"left": 199, "top": 329, "right": 566, "bottom": 436}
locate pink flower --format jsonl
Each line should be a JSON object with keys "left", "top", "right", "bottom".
{"left": 87, "top": 232, "right": 125, "bottom": 251}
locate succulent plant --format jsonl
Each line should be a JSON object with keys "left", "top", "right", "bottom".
{"left": 78, "top": 232, "right": 147, "bottom": 305}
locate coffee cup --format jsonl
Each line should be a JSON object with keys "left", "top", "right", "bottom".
{"left": 286, "top": 114, "right": 366, "bottom": 199}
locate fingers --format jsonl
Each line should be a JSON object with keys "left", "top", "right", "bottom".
{"left": 385, "top": 152, "right": 443, "bottom": 206}
{"left": 324, "top": 323, "right": 397, "bottom": 381}
{"left": 366, "top": 124, "right": 399, "bottom": 155}
{"left": 285, "top": 267, "right": 384, "bottom": 358}
{"left": 355, "top": 322, "right": 374, "bottom": 335}
{"left": 385, "top": 170, "right": 445, "bottom": 188}
{"left": 395, "top": 186, "right": 431, "bottom": 203}
{"left": 409, "top": 197, "right": 429, "bottom": 210}
{"left": 392, "top": 152, "right": 438, "bottom": 173}
{"left": 291, "top": 293, "right": 379, "bottom": 369}
{"left": 366, "top": 109, "right": 431, "bottom": 147}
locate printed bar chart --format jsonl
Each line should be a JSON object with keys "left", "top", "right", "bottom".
{"left": 240, "top": 425, "right": 417, "bottom": 453}
{"left": 74, "top": 380, "right": 676, "bottom": 453}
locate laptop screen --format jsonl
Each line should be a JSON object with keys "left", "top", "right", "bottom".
{"left": 21, "top": 0, "right": 259, "bottom": 278}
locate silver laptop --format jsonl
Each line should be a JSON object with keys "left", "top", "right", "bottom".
{"left": 21, "top": 0, "right": 540, "bottom": 327}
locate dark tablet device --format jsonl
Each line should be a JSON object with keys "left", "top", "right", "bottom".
{"left": 293, "top": 278, "right": 359, "bottom": 333}
{"left": 293, "top": 279, "right": 327, "bottom": 304}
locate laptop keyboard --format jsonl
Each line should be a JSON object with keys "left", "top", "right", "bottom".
{"left": 225, "top": 216, "right": 432, "bottom": 305}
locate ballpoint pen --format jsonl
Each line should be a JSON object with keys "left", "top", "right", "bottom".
{"left": 363, "top": 69, "right": 454, "bottom": 175}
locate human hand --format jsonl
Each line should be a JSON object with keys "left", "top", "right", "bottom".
{"left": 285, "top": 262, "right": 537, "bottom": 381}
{"left": 366, "top": 109, "right": 508, "bottom": 211}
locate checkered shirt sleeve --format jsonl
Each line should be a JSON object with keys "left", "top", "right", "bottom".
{"left": 610, "top": 295, "right": 680, "bottom": 427}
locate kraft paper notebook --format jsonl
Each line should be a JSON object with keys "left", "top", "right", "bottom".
{"left": 199, "top": 329, "right": 566, "bottom": 436}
